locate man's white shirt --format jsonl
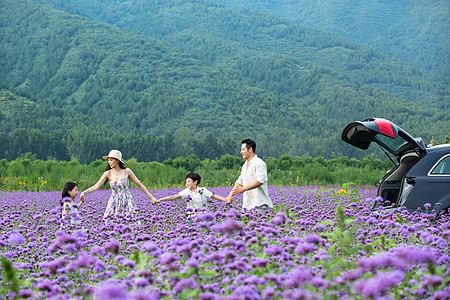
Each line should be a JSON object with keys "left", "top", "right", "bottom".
{"left": 236, "top": 154, "right": 273, "bottom": 210}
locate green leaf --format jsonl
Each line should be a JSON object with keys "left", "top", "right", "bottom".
{"left": 199, "top": 269, "right": 217, "bottom": 278}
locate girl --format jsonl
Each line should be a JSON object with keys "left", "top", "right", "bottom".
{"left": 61, "top": 181, "right": 81, "bottom": 225}
{"left": 79, "top": 149, "right": 156, "bottom": 223}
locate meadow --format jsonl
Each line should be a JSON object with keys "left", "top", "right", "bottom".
{"left": 0, "top": 185, "right": 449, "bottom": 299}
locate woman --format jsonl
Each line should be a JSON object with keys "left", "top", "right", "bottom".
{"left": 80, "top": 150, "right": 156, "bottom": 223}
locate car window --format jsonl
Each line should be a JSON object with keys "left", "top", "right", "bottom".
{"left": 430, "top": 155, "right": 450, "bottom": 175}
{"left": 375, "top": 133, "right": 408, "bottom": 153}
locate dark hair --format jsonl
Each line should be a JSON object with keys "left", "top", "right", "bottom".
{"left": 185, "top": 172, "right": 201, "bottom": 185}
{"left": 104, "top": 160, "right": 126, "bottom": 185}
{"left": 241, "top": 139, "right": 256, "bottom": 153}
{"left": 61, "top": 181, "right": 78, "bottom": 206}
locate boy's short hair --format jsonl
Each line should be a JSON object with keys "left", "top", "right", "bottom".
{"left": 242, "top": 138, "right": 256, "bottom": 153}
{"left": 185, "top": 172, "right": 201, "bottom": 185}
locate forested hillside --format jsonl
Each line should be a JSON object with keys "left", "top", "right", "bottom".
{"left": 212, "top": 0, "right": 450, "bottom": 78}
{"left": 1, "top": 0, "right": 448, "bottom": 163}
{"left": 39, "top": 0, "right": 448, "bottom": 109}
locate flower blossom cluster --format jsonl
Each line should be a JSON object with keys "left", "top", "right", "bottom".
{"left": 0, "top": 185, "right": 448, "bottom": 299}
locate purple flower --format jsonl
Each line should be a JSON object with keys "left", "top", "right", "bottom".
{"left": 159, "top": 252, "right": 178, "bottom": 265}
{"left": 94, "top": 282, "right": 127, "bottom": 300}
{"left": 294, "top": 242, "right": 317, "bottom": 255}
{"left": 421, "top": 275, "right": 443, "bottom": 289}
{"left": 36, "top": 279, "right": 53, "bottom": 292}
{"left": 262, "top": 286, "right": 275, "bottom": 299}
{"left": 104, "top": 238, "right": 120, "bottom": 254}
{"left": 303, "top": 234, "right": 321, "bottom": 245}
{"left": 18, "top": 290, "right": 34, "bottom": 298}
{"left": 196, "top": 211, "right": 215, "bottom": 222}
{"left": 264, "top": 243, "right": 284, "bottom": 256}
{"left": 129, "top": 289, "right": 160, "bottom": 300}
{"left": 354, "top": 270, "right": 404, "bottom": 298}
{"left": 90, "top": 245, "right": 106, "bottom": 256}
{"left": 8, "top": 233, "right": 25, "bottom": 245}
{"left": 358, "top": 253, "right": 404, "bottom": 272}
{"left": 271, "top": 212, "right": 287, "bottom": 225}
{"left": 284, "top": 266, "right": 310, "bottom": 288}
{"left": 122, "top": 259, "right": 136, "bottom": 268}
{"left": 251, "top": 257, "right": 269, "bottom": 268}
{"left": 173, "top": 278, "right": 198, "bottom": 293}
{"left": 393, "top": 246, "right": 436, "bottom": 265}
{"left": 225, "top": 209, "right": 242, "bottom": 220}
{"left": 212, "top": 219, "right": 244, "bottom": 234}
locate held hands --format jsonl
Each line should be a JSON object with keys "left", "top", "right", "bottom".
{"left": 225, "top": 195, "right": 233, "bottom": 204}
{"left": 78, "top": 193, "right": 86, "bottom": 207}
{"left": 150, "top": 195, "right": 157, "bottom": 205}
{"left": 232, "top": 185, "right": 245, "bottom": 195}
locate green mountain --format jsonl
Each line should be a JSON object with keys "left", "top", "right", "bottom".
{"left": 210, "top": 0, "right": 450, "bottom": 78}
{"left": 39, "top": 0, "right": 448, "bottom": 108}
{"left": 0, "top": 0, "right": 448, "bottom": 163}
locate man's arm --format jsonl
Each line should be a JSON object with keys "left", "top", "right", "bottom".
{"left": 232, "top": 180, "right": 262, "bottom": 195}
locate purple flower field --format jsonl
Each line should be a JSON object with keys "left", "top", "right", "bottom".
{"left": 0, "top": 186, "right": 449, "bottom": 299}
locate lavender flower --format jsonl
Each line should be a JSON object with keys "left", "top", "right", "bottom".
{"left": 354, "top": 270, "right": 404, "bottom": 298}
{"left": 211, "top": 219, "right": 243, "bottom": 234}
{"left": 103, "top": 238, "right": 120, "bottom": 255}
{"left": 8, "top": 233, "right": 25, "bottom": 245}
{"left": 94, "top": 282, "right": 127, "bottom": 299}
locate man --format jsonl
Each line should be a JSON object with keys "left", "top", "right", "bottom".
{"left": 226, "top": 139, "right": 273, "bottom": 212}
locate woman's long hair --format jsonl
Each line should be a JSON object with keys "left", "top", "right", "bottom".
{"left": 61, "top": 181, "right": 78, "bottom": 206}
{"left": 104, "top": 160, "right": 126, "bottom": 185}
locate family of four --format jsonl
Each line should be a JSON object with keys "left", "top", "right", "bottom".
{"left": 62, "top": 139, "right": 273, "bottom": 224}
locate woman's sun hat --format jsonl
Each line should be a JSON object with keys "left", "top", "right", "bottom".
{"left": 102, "top": 149, "right": 124, "bottom": 163}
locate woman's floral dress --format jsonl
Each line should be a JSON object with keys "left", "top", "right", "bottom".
{"left": 103, "top": 177, "right": 135, "bottom": 222}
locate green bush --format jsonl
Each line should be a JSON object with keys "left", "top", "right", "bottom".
{"left": 0, "top": 154, "right": 389, "bottom": 191}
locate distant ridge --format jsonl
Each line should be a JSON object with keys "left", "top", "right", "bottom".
{"left": 0, "top": 0, "right": 448, "bottom": 163}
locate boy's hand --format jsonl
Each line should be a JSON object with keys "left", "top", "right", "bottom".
{"left": 150, "top": 196, "right": 157, "bottom": 205}
{"left": 225, "top": 195, "right": 233, "bottom": 203}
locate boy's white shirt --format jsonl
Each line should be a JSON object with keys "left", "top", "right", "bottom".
{"left": 179, "top": 187, "right": 213, "bottom": 210}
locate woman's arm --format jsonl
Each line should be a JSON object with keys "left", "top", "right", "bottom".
{"left": 157, "top": 194, "right": 181, "bottom": 203}
{"left": 79, "top": 171, "right": 109, "bottom": 202}
{"left": 127, "top": 168, "right": 157, "bottom": 204}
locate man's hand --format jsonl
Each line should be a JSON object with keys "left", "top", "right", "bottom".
{"left": 232, "top": 185, "right": 246, "bottom": 195}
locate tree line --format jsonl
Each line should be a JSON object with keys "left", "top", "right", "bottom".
{"left": 0, "top": 152, "right": 394, "bottom": 192}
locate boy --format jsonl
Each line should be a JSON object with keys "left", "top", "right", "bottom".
{"left": 157, "top": 172, "right": 231, "bottom": 220}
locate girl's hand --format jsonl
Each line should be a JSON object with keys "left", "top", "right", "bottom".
{"left": 80, "top": 193, "right": 86, "bottom": 202}
{"left": 150, "top": 196, "right": 157, "bottom": 205}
